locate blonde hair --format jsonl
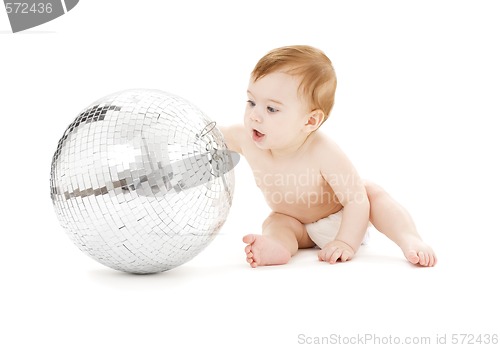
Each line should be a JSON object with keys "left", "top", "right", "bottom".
{"left": 251, "top": 45, "right": 337, "bottom": 122}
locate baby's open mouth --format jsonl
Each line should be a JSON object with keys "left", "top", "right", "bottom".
{"left": 254, "top": 129, "right": 264, "bottom": 137}
{"left": 253, "top": 129, "right": 265, "bottom": 141}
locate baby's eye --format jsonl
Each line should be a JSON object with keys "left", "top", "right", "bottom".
{"left": 267, "top": 106, "right": 278, "bottom": 113}
{"left": 247, "top": 100, "right": 256, "bottom": 107}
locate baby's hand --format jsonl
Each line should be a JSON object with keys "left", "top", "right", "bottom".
{"left": 318, "top": 240, "right": 354, "bottom": 264}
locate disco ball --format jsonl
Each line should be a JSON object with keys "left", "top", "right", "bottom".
{"left": 50, "top": 89, "right": 237, "bottom": 274}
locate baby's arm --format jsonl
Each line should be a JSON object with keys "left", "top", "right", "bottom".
{"left": 318, "top": 138, "right": 370, "bottom": 262}
{"left": 219, "top": 124, "right": 245, "bottom": 154}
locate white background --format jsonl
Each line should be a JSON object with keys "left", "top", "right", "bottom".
{"left": 1, "top": 1, "right": 499, "bottom": 347}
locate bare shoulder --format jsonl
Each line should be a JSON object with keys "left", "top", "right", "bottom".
{"left": 308, "top": 131, "right": 344, "bottom": 159}
{"left": 218, "top": 124, "right": 246, "bottom": 154}
{"left": 308, "top": 131, "right": 355, "bottom": 174}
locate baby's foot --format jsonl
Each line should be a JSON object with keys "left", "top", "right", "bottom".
{"left": 401, "top": 236, "right": 437, "bottom": 267}
{"left": 242, "top": 234, "right": 291, "bottom": 268}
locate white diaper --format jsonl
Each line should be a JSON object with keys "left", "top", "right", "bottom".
{"left": 305, "top": 210, "right": 370, "bottom": 249}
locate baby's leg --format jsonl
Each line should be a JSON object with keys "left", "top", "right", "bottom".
{"left": 365, "top": 181, "right": 437, "bottom": 267}
{"left": 243, "top": 212, "right": 314, "bottom": 268}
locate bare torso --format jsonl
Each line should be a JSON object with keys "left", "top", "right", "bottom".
{"left": 240, "top": 131, "right": 342, "bottom": 224}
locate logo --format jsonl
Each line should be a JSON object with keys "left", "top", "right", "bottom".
{"left": 3, "top": 0, "right": 78, "bottom": 33}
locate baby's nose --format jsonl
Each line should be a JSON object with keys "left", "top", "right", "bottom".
{"left": 250, "top": 109, "right": 263, "bottom": 123}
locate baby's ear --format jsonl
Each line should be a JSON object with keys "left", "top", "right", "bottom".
{"left": 304, "top": 110, "right": 325, "bottom": 132}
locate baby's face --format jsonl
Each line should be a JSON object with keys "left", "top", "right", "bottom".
{"left": 244, "top": 72, "right": 310, "bottom": 152}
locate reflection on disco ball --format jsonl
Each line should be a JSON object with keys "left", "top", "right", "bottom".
{"left": 50, "top": 89, "right": 238, "bottom": 274}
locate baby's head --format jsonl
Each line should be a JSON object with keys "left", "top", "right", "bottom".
{"left": 251, "top": 45, "right": 337, "bottom": 124}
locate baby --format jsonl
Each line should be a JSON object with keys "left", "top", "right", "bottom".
{"left": 220, "top": 45, "right": 436, "bottom": 267}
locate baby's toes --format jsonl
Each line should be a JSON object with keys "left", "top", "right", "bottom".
{"left": 245, "top": 244, "right": 252, "bottom": 254}
{"left": 245, "top": 246, "right": 253, "bottom": 258}
{"left": 430, "top": 254, "right": 437, "bottom": 267}
{"left": 418, "top": 251, "right": 430, "bottom": 266}
{"left": 406, "top": 250, "right": 420, "bottom": 265}
{"left": 246, "top": 256, "right": 258, "bottom": 267}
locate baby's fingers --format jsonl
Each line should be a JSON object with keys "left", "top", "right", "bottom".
{"left": 328, "top": 248, "right": 343, "bottom": 264}
{"left": 318, "top": 246, "right": 336, "bottom": 262}
{"left": 317, "top": 249, "right": 327, "bottom": 261}
{"left": 340, "top": 250, "right": 352, "bottom": 262}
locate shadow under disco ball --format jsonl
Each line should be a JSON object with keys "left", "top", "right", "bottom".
{"left": 50, "top": 89, "right": 238, "bottom": 274}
